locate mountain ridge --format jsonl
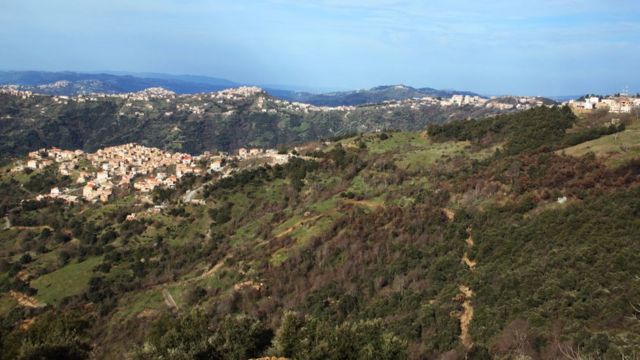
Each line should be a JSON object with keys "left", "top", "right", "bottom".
{"left": 0, "top": 70, "right": 483, "bottom": 106}
{"left": 276, "top": 84, "right": 481, "bottom": 106}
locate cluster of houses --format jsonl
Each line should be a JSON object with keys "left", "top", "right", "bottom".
{"left": 13, "top": 142, "right": 299, "bottom": 204}
{"left": 569, "top": 95, "right": 640, "bottom": 114}
{"left": 214, "top": 86, "right": 265, "bottom": 100}
{"left": 0, "top": 87, "right": 33, "bottom": 99}
{"left": 378, "top": 94, "right": 546, "bottom": 111}
{"left": 203, "top": 87, "right": 357, "bottom": 114}
{"left": 270, "top": 98, "right": 356, "bottom": 113}
{"left": 14, "top": 144, "right": 207, "bottom": 203}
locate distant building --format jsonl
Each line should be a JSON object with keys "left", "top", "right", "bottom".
{"left": 210, "top": 159, "right": 223, "bottom": 172}
{"left": 451, "top": 95, "right": 464, "bottom": 106}
{"left": 601, "top": 97, "right": 634, "bottom": 113}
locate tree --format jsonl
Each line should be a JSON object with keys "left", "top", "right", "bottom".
{"left": 209, "top": 315, "right": 273, "bottom": 360}
{"left": 131, "top": 312, "right": 270, "bottom": 360}
{"left": 1, "top": 313, "right": 91, "bottom": 360}
{"left": 272, "top": 312, "right": 407, "bottom": 360}
{"left": 272, "top": 311, "right": 305, "bottom": 358}
{"left": 57, "top": 251, "right": 71, "bottom": 267}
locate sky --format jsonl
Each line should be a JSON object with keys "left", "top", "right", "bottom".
{"left": 0, "top": 0, "right": 639, "bottom": 95}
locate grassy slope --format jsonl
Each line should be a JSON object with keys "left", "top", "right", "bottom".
{"left": 561, "top": 123, "right": 640, "bottom": 166}
{"left": 31, "top": 256, "right": 103, "bottom": 305}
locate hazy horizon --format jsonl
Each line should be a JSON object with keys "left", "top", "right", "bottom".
{"left": 1, "top": 0, "right": 639, "bottom": 96}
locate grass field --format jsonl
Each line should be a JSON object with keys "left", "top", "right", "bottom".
{"left": 31, "top": 256, "right": 103, "bottom": 305}
{"left": 561, "top": 126, "right": 640, "bottom": 167}
{"left": 395, "top": 140, "right": 469, "bottom": 170}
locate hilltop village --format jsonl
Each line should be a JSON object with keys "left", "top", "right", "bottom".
{"left": 568, "top": 94, "right": 640, "bottom": 113}
{"left": 378, "top": 94, "right": 548, "bottom": 111}
{"left": 11, "top": 143, "right": 295, "bottom": 203}
{"left": 0, "top": 85, "right": 554, "bottom": 116}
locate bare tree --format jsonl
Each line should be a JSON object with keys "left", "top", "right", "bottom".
{"left": 557, "top": 343, "right": 593, "bottom": 360}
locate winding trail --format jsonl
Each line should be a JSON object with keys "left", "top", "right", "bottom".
{"left": 462, "top": 254, "right": 477, "bottom": 270}
{"left": 275, "top": 215, "right": 322, "bottom": 238}
{"left": 462, "top": 230, "right": 476, "bottom": 271}
{"left": 458, "top": 225, "right": 476, "bottom": 349}
{"left": 443, "top": 208, "right": 455, "bottom": 221}
{"left": 458, "top": 285, "right": 475, "bottom": 349}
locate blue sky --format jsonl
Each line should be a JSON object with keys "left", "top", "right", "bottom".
{"left": 1, "top": 0, "right": 639, "bottom": 95}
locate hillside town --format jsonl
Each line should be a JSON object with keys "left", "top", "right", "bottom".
{"left": 11, "top": 143, "right": 297, "bottom": 203}
{"left": 568, "top": 93, "right": 640, "bottom": 113}
{"left": 376, "top": 94, "right": 550, "bottom": 111}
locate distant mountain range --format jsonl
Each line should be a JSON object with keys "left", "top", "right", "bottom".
{"left": 283, "top": 85, "right": 480, "bottom": 106}
{"left": 0, "top": 71, "right": 239, "bottom": 96}
{"left": 0, "top": 71, "right": 482, "bottom": 106}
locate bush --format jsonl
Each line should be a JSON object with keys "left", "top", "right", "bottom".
{"left": 273, "top": 311, "right": 407, "bottom": 360}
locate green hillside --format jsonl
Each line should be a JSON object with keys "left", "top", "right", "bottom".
{"left": 0, "top": 106, "right": 639, "bottom": 359}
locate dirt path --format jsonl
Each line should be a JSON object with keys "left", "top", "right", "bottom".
{"left": 443, "top": 208, "right": 455, "bottom": 221}
{"left": 458, "top": 226, "right": 476, "bottom": 349}
{"left": 275, "top": 215, "right": 322, "bottom": 238}
{"left": 465, "top": 230, "right": 474, "bottom": 247}
{"left": 458, "top": 285, "right": 475, "bottom": 349}
{"left": 9, "top": 290, "right": 42, "bottom": 308}
{"left": 128, "top": 257, "right": 227, "bottom": 316}
{"left": 10, "top": 225, "right": 53, "bottom": 231}
{"left": 162, "top": 289, "right": 178, "bottom": 310}
{"left": 462, "top": 231, "right": 476, "bottom": 270}
{"left": 197, "top": 257, "right": 227, "bottom": 280}
{"left": 343, "top": 199, "right": 383, "bottom": 210}
{"left": 462, "top": 253, "right": 477, "bottom": 270}
{"left": 20, "top": 317, "right": 37, "bottom": 331}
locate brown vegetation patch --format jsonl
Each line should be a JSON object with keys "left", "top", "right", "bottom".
{"left": 19, "top": 317, "right": 36, "bottom": 331}
{"left": 9, "top": 290, "right": 41, "bottom": 308}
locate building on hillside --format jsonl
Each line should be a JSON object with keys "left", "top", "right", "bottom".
{"left": 134, "top": 177, "right": 161, "bottom": 193}
{"left": 587, "top": 96, "right": 600, "bottom": 105}
{"left": 96, "top": 171, "right": 109, "bottom": 182}
{"left": 210, "top": 159, "right": 223, "bottom": 172}
{"left": 451, "top": 95, "right": 464, "bottom": 106}
{"left": 82, "top": 182, "right": 112, "bottom": 203}
{"left": 602, "top": 97, "right": 634, "bottom": 113}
